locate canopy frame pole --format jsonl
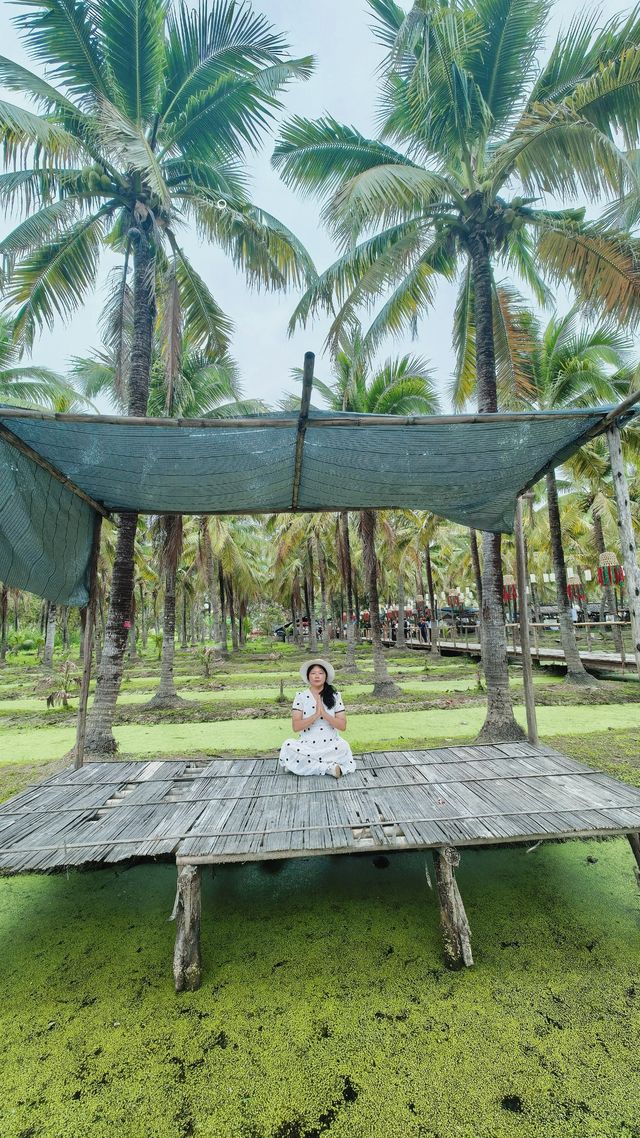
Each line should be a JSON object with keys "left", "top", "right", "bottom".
{"left": 606, "top": 422, "right": 640, "bottom": 677}
{"left": 0, "top": 422, "right": 110, "bottom": 519}
{"left": 74, "top": 514, "right": 102, "bottom": 769}
{"left": 514, "top": 497, "right": 538, "bottom": 744}
{"left": 291, "top": 351, "right": 315, "bottom": 510}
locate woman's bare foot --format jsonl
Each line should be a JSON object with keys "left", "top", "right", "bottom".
{"left": 332, "top": 765, "right": 342, "bottom": 779}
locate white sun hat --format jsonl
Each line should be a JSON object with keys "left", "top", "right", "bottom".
{"left": 299, "top": 658, "right": 335, "bottom": 683}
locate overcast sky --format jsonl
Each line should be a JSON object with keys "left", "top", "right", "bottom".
{"left": 0, "top": 0, "right": 610, "bottom": 411}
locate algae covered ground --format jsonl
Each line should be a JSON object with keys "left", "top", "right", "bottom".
{"left": 1, "top": 640, "right": 639, "bottom": 1137}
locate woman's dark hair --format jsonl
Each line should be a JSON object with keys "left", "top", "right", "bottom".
{"left": 306, "top": 665, "right": 337, "bottom": 709}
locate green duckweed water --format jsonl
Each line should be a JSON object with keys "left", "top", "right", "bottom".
{"left": 1, "top": 841, "right": 639, "bottom": 1137}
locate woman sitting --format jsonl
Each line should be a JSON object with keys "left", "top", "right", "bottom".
{"left": 279, "top": 659, "right": 356, "bottom": 779}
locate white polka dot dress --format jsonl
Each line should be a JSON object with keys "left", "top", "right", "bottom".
{"left": 279, "top": 689, "right": 356, "bottom": 777}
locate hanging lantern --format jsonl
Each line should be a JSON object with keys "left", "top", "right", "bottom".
{"left": 566, "top": 574, "right": 586, "bottom": 602}
{"left": 598, "top": 551, "right": 625, "bottom": 587}
{"left": 361, "top": 609, "right": 370, "bottom": 622}
{"left": 447, "top": 590, "right": 462, "bottom": 609}
{"left": 502, "top": 574, "right": 517, "bottom": 603}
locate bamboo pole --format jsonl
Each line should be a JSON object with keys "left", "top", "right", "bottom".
{"left": 0, "top": 405, "right": 631, "bottom": 429}
{"left": 514, "top": 497, "right": 538, "bottom": 744}
{"left": 74, "top": 515, "right": 102, "bottom": 769}
{"left": 606, "top": 424, "right": 640, "bottom": 678}
{"left": 291, "top": 352, "right": 315, "bottom": 510}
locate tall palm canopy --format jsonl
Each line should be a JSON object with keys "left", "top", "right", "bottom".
{"left": 0, "top": 0, "right": 315, "bottom": 378}
{"left": 273, "top": 0, "right": 640, "bottom": 396}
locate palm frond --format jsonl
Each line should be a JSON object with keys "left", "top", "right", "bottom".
{"left": 491, "top": 283, "right": 538, "bottom": 406}
{"left": 169, "top": 240, "right": 232, "bottom": 354}
{"left": 99, "top": 0, "right": 167, "bottom": 124}
{"left": 11, "top": 0, "right": 110, "bottom": 102}
{"left": 451, "top": 264, "right": 476, "bottom": 408}
{"left": 272, "top": 116, "right": 417, "bottom": 198}
{"left": 0, "top": 98, "right": 84, "bottom": 165}
{"left": 323, "top": 163, "right": 458, "bottom": 249}
{"left": 160, "top": 256, "right": 182, "bottom": 414}
{"left": 0, "top": 198, "right": 86, "bottom": 265}
{"left": 93, "top": 97, "right": 170, "bottom": 208}
{"left": 488, "top": 102, "right": 628, "bottom": 199}
{"left": 363, "top": 237, "right": 456, "bottom": 351}
{"left": 6, "top": 210, "right": 107, "bottom": 347}
{"left": 535, "top": 221, "right": 640, "bottom": 328}
{"left": 368, "top": 0, "right": 405, "bottom": 50}
{"left": 472, "top": 0, "right": 547, "bottom": 133}
{"left": 160, "top": 0, "right": 293, "bottom": 125}
{"left": 190, "top": 200, "right": 316, "bottom": 291}
{"left": 99, "top": 258, "right": 133, "bottom": 404}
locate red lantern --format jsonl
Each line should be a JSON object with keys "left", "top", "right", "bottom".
{"left": 502, "top": 575, "right": 517, "bottom": 603}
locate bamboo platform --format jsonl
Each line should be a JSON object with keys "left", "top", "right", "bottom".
{"left": 1, "top": 743, "right": 639, "bottom": 988}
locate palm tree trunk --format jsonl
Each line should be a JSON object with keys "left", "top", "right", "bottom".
{"left": 592, "top": 510, "right": 623, "bottom": 653}
{"left": 546, "top": 470, "right": 594, "bottom": 684}
{"left": 43, "top": 602, "right": 56, "bottom": 668}
{"left": 199, "top": 518, "right": 222, "bottom": 651}
{"left": 470, "top": 530, "right": 483, "bottom": 605}
{"left": 396, "top": 569, "right": 406, "bottom": 648}
{"left": 306, "top": 541, "right": 317, "bottom": 653}
{"left": 227, "top": 578, "right": 238, "bottom": 651}
{"left": 150, "top": 515, "right": 184, "bottom": 706}
{"left": 85, "top": 230, "right": 156, "bottom": 753}
{"left": 218, "top": 564, "right": 229, "bottom": 657}
{"left": 0, "top": 583, "right": 8, "bottom": 663}
{"left": 339, "top": 511, "right": 358, "bottom": 671}
{"left": 317, "top": 537, "right": 330, "bottom": 654}
{"left": 468, "top": 232, "right": 524, "bottom": 741}
{"left": 425, "top": 544, "right": 440, "bottom": 658}
{"left": 360, "top": 509, "right": 400, "bottom": 697}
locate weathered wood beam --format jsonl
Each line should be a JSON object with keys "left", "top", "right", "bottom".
{"left": 514, "top": 497, "right": 538, "bottom": 744}
{"left": 171, "top": 864, "right": 202, "bottom": 992}
{"left": 291, "top": 351, "right": 315, "bottom": 511}
{"left": 73, "top": 514, "right": 102, "bottom": 769}
{"left": 432, "top": 846, "right": 473, "bottom": 969}
{"left": 628, "top": 833, "right": 640, "bottom": 886}
{"left": 0, "top": 421, "right": 110, "bottom": 519}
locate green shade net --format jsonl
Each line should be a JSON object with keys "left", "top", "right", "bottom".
{"left": 0, "top": 405, "right": 629, "bottom": 606}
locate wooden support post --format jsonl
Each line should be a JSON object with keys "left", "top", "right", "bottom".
{"left": 74, "top": 514, "right": 103, "bottom": 769}
{"left": 171, "top": 865, "right": 202, "bottom": 992}
{"left": 607, "top": 424, "right": 640, "bottom": 678}
{"left": 627, "top": 833, "right": 640, "bottom": 886}
{"left": 514, "top": 498, "right": 539, "bottom": 744}
{"left": 431, "top": 846, "right": 473, "bottom": 969}
{"left": 532, "top": 624, "right": 540, "bottom": 661}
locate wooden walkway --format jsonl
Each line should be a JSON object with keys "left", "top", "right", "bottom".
{"left": 2, "top": 744, "right": 639, "bottom": 988}
{"left": 373, "top": 633, "right": 635, "bottom": 671}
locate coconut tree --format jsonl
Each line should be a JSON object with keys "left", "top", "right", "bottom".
{"left": 520, "top": 306, "right": 631, "bottom": 682}
{"left": 0, "top": 0, "right": 314, "bottom": 752}
{"left": 273, "top": 0, "right": 640, "bottom": 738}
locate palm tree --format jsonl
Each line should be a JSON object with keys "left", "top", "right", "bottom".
{"left": 0, "top": 0, "right": 315, "bottom": 751}
{"left": 273, "top": 0, "right": 640, "bottom": 739}
{"left": 300, "top": 329, "right": 440, "bottom": 695}
{"left": 518, "top": 306, "right": 631, "bottom": 683}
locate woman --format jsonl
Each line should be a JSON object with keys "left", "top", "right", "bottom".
{"left": 279, "top": 658, "right": 356, "bottom": 778}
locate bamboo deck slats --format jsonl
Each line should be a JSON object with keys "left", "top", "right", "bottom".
{"left": 1, "top": 743, "right": 639, "bottom": 874}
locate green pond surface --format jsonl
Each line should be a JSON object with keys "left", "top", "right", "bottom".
{"left": 1, "top": 702, "right": 637, "bottom": 764}
{"left": 0, "top": 840, "right": 638, "bottom": 1137}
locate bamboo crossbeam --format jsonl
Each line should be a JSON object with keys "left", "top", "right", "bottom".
{"left": 0, "top": 406, "right": 634, "bottom": 430}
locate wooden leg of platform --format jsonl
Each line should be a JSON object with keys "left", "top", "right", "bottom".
{"left": 171, "top": 865, "right": 202, "bottom": 992}
{"left": 627, "top": 834, "right": 640, "bottom": 886}
{"left": 432, "top": 847, "right": 473, "bottom": 970}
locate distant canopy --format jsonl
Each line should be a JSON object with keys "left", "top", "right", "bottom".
{"left": 0, "top": 404, "right": 635, "bottom": 606}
